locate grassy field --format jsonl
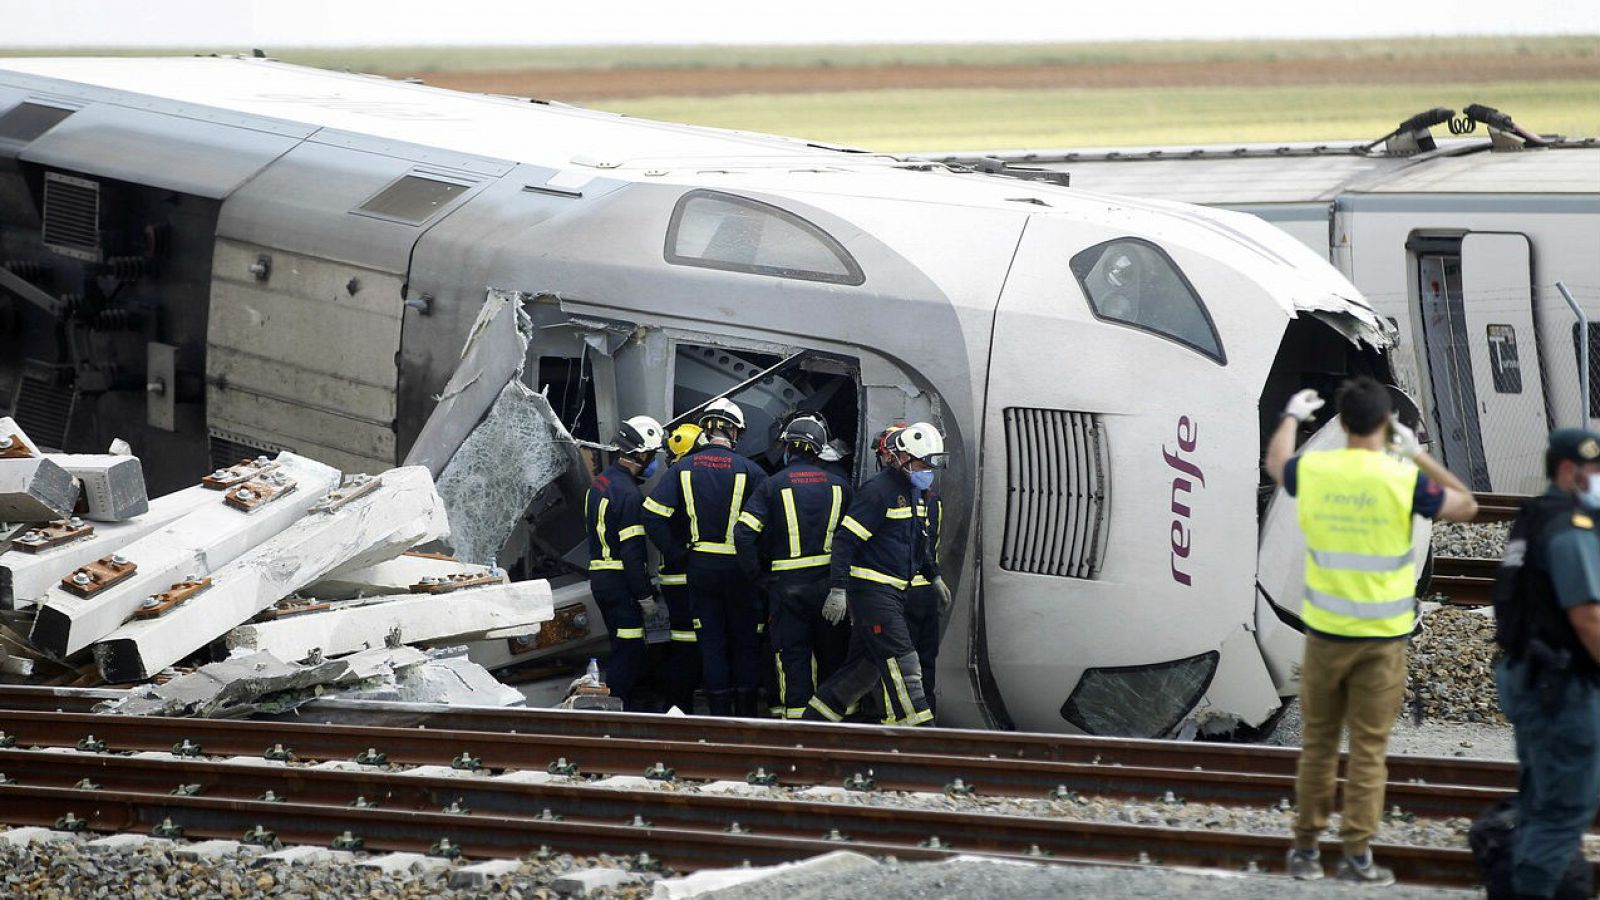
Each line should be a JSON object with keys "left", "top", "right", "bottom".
{"left": 3, "top": 38, "right": 1595, "bottom": 148}
{"left": 3, "top": 36, "right": 1595, "bottom": 72}
{"left": 599, "top": 80, "right": 1600, "bottom": 151}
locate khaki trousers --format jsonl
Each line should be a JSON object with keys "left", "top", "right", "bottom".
{"left": 1292, "top": 633, "right": 1408, "bottom": 856}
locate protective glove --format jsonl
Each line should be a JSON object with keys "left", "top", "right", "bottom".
{"left": 1283, "top": 388, "right": 1325, "bottom": 423}
{"left": 1387, "top": 413, "right": 1422, "bottom": 460}
{"left": 821, "top": 587, "right": 848, "bottom": 626}
{"left": 932, "top": 576, "right": 953, "bottom": 617}
{"left": 637, "top": 593, "right": 658, "bottom": 619}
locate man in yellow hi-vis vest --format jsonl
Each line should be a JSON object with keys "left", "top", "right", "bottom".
{"left": 1266, "top": 376, "right": 1477, "bottom": 885}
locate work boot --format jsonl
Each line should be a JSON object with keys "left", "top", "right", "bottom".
{"left": 1335, "top": 852, "right": 1396, "bottom": 886}
{"left": 1285, "top": 847, "right": 1324, "bottom": 881}
{"left": 733, "top": 688, "right": 760, "bottom": 719}
{"left": 705, "top": 690, "right": 734, "bottom": 717}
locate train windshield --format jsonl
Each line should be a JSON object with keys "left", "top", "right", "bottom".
{"left": 1070, "top": 237, "right": 1224, "bottom": 363}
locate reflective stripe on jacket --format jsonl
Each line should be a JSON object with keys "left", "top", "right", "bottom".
{"left": 736, "top": 461, "right": 852, "bottom": 577}
{"left": 585, "top": 462, "right": 651, "bottom": 600}
{"left": 830, "top": 467, "right": 923, "bottom": 591}
{"left": 1296, "top": 448, "right": 1419, "bottom": 638}
{"left": 643, "top": 445, "right": 768, "bottom": 565}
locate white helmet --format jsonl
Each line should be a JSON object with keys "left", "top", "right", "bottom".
{"left": 890, "top": 421, "right": 947, "bottom": 468}
{"left": 698, "top": 398, "right": 746, "bottom": 432}
{"left": 615, "top": 415, "right": 665, "bottom": 454}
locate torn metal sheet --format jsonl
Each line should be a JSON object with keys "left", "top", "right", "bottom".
{"left": 29, "top": 452, "right": 341, "bottom": 657}
{"left": 434, "top": 381, "right": 577, "bottom": 566}
{"left": 1, "top": 485, "right": 215, "bottom": 610}
{"left": 92, "top": 466, "right": 450, "bottom": 682}
{"left": 1304, "top": 308, "right": 1396, "bottom": 349}
{"left": 225, "top": 579, "right": 554, "bottom": 662}
{"left": 403, "top": 288, "right": 532, "bottom": 477}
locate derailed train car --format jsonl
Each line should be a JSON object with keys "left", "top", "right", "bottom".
{"left": 924, "top": 109, "right": 1600, "bottom": 496}
{"left": 0, "top": 57, "right": 1402, "bottom": 735}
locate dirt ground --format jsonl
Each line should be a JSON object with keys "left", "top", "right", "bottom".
{"left": 395, "top": 54, "right": 1600, "bottom": 101}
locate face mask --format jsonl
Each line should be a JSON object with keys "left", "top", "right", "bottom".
{"left": 641, "top": 457, "right": 660, "bottom": 480}
{"left": 908, "top": 469, "right": 935, "bottom": 491}
{"left": 1580, "top": 473, "right": 1600, "bottom": 510}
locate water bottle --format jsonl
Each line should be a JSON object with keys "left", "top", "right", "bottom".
{"left": 585, "top": 657, "right": 601, "bottom": 686}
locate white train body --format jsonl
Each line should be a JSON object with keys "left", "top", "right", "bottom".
{"left": 0, "top": 57, "right": 1402, "bottom": 734}
{"left": 926, "top": 133, "right": 1600, "bottom": 495}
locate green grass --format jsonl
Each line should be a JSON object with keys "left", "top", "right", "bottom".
{"left": 599, "top": 80, "right": 1600, "bottom": 151}
{"left": 1, "top": 36, "right": 1595, "bottom": 73}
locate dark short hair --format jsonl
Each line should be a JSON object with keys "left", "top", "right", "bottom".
{"left": 1335, "top": 376, "right": 1392, "bottom": 437}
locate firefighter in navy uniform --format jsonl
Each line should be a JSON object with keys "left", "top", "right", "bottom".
{"left": 1492, "top": 428, "right": 1600, "bottom": 899}
{"left": 643, "top": 399, "right": 769, "bottom": 717}
{"left": 804, "top": 421, "right": 946, "bottom": 727}
{"left": 735, "top": 415, "right": 853, "bottom": 719}
{"left": 904, "top": 484, "right": 952, "bottom": 718}
{"left": 653, "top": 423, "right": 706, "bottom": 713}
{"left": 585, "top": 415, "right": 665, "bottom": 712}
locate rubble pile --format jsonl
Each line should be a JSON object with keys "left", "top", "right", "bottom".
{"left": 1405, "top": 605, "right": 1505, "bottom": 725}
{"left": 0, "top": 415, "right": 555, "bottom": 714}
{"left": 1430, "top": 521, "right": 1509, "bottom": 560}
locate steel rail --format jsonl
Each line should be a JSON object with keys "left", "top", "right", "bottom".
{"left": 0, "top": 710, "right": 1515, "bottom": 818}
{"left": 0, "top": 688, "right": 1518, "bottom": 791}
{"left": 1429, "top": 556, "right": 1497, "bottom": 607}
{"left": 0, "top": 773, "right": 1491, "bottom": 886}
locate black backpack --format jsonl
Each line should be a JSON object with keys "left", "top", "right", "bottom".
{"left": 1469, "top": 798, "right": 1593, "bottom": 899}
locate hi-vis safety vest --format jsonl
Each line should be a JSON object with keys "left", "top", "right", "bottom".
{"left": 1296, "top": 448, "right": 1419, "bottom": 639}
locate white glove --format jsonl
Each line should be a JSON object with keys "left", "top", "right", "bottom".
{"left": 1388, "top": 414, "right": 1422, "bottom": 460}
{"left": 821, "top": 588, "right": 848, "bottom": 625}
{"left": 637, "top": 593, "right": 658, "bottom": 619}
{"left": 1283, "top": 389, "right": 1325, "bottom": 423}
{"left": 932, "top": 577, "right": 953, "bottom": 616}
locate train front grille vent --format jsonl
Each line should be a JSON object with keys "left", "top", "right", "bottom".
{"left": 41, "top": 172, "right": 101, "bottom": 262}
{"left": 1000, "top": 407, "right": 1109, "bottom": 579}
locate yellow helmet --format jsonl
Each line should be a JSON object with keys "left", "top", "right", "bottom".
{"left": 667, "top": 423, "right": 704, "bottom": 462}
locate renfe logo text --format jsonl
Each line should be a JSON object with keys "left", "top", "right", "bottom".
{"left": 1165, "top": 415, "right": 1202, "bottom": 587}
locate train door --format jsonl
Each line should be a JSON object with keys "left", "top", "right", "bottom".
{"left": 1410, "top": 233, "right": 1545, "bottom": 492}
{"left": 1460, "top": 233, "right": 1547, "bottom": 493}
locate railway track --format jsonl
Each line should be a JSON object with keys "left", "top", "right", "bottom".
{"left": 0, "top": 704, "right": 1550, "bottom": 888}
{"left": 1471, "top": 492, "right": 1528, "bottom": 524}
{"left": 1429, "top": 555, "right": 1497, "bottom": 607}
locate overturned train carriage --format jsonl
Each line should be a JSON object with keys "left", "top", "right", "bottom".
{"left": 0, "top": 57, "right": 1400, "bottom": 735}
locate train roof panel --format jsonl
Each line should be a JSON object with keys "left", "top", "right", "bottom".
{"left": 0, "top": 56, "right": 879, "bottom": 172}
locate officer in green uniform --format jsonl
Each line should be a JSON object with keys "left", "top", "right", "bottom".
{"left": 1492, "top": 428, "right": 1600, "bottom": 899}
{"left": 1266, "top": 376, "right": 1477, "bottom": 885}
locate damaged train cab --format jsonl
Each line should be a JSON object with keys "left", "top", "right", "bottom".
{"left": 0, "top": 56, "right": 1405, "bottom": 736}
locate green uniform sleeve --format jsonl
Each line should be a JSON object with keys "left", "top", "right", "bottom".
{"left": 1545, "top": 528, "right": 1600, "bottom": 610}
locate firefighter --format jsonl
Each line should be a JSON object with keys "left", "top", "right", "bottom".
{"left": 804, "top": 421, "right": 946, "bottom": 727}
{"left": 735, "top": 415, "right": 854, "bottom": 719}
{"left": 654, "top": 422, "right": 705, "bottom": 713}
{"left": 905, "top": 483, "right": 952, "bottom": 717}
{"left": 644, "top": 399, "right": 768, "bottom": 717}
{"left": 584, "top": 415, "right": 665, "bottom": 711}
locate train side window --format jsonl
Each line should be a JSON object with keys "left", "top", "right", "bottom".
{"left": 665, "top": 190, "right": 865, "bottom": 285}
{"left": 1485, "top": 324, "right": 1522, "bottom": 394}
{"left": 1069, "top": 238, "right": 1224, "bottom": 363}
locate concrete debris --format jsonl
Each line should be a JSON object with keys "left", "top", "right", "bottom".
{"left": 99, "top": 647, "right": 429, "bottom": 718}
{"left": 225, "top": 580, "right": 553, "bottom": 662}
{"left": 48, "top": 453, "right": 149, "bottom": 521}
{"left": 651, "top": 850, "right": 877, "bottom": 898}
{"left": 0, "top": 456, "right": 77, "bottom": 522}
{"left": 30, "top": 452, "right": 341, "bottom": 657}
{"left": 302, "top": 553, "right": 498, "bottom": 601}
{"left": 92, "top": 466, "right": 450, "bottom": 682}
{"left": 326, "top": 646, "right": 525, "bottom": 708}
{"left": 1, "top": 484, "right": 215, "bottom": 610}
